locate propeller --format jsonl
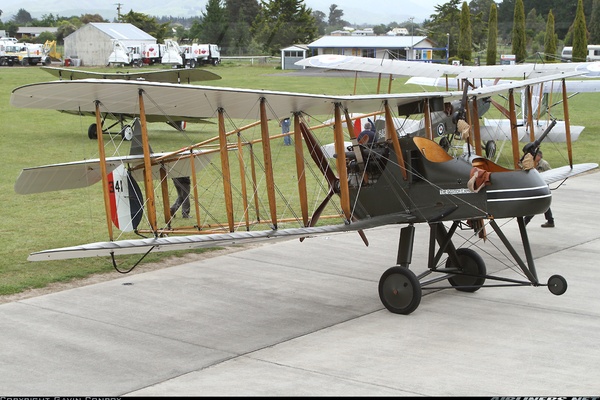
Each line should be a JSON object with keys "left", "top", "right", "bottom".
{"left": 299, "top": 121, "right": 338, "bottom": 228}
{"left": 300, "top": 121, "right": 338, "bottom": 191}
{"left": 299, "top": 122, "right": 369, "bottom": 246}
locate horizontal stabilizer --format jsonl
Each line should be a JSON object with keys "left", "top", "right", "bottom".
{"left": 15, "top": 151, "right": 212, "bottom": 195}
{"left": 541, "top": 163, "right": 598, "bottom": 185}
{"left": 27, "top": 213, "right": 415, "bottom": 261}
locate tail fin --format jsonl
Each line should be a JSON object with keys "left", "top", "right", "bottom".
{"left": 108, "top": 164, "right": 144, "bottom": 232}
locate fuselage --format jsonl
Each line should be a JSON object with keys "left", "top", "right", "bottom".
{"left": 348, "top": 136, "right": 551, "bottom": 223}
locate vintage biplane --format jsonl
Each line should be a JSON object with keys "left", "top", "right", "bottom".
{"left": 10, "top": 71, "right": 598, "bottom": 314}
{"left": 41, "top": 66, "right": 222, "bottom": 139}
{"left": 296, "top": 55, "right": 600, "bottom": 155}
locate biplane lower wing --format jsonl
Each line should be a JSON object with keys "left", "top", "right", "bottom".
{"left": 479, "top": 119, "right": 585, "bottom": 143}
{"left": 27, "top": 212, "right": 415, "bottom": 261}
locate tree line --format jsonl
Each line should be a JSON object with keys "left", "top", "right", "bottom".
{"left": 1, "top": 0, "right": 599, "bottom": 62}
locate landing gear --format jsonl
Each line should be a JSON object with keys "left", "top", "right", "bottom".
{"left": 485, "top": 140, "right": 496, "bottom": 159}
{"left": 548, "top": 274, "right": 567, "bottom": 295}
{"left": 446, "top": 247, "right": 486, "bottom": 292}
{"left": 439, "top": 136, "right": 451, "bottom": 152}
{"left": 379, "top": 266, "right": 421, "bottom": 315}
{"left": 87, "top": 121, "right": 133, "bottom": 141}
{"left": 120, "top": 125, "right": 133, "bottom": 141}
{"left": 377, "top": 220, "right": 567, "bottom": 315}
{"left": 88, "top": 123, "right": 99, "bottom": 139}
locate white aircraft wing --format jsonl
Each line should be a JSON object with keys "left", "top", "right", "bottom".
{"left": 10, "top": 78, "right": 463, "bottom": 118}
{"left": 14, "top": 151, "right": 212, "bottom": 195}
{"left": 10, "top": 73, "right": 585, "bottom": 121}
{"left": 540, "top": 163, "right": 599, "bottom": 186}
{"left": 295, "top": 54, "right": 600, "bottom": 79}
{"left": 406, "top": 76, "right": 600, "bottom": 93}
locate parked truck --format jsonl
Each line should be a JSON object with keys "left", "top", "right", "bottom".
{"left": 0, "top": 37, "right": 20, "bottom": 65}
{"left": 107, "top": 39, "right": 144, "bottom": 67}
{"left": 180, "top": 43, "right": 221, "bottom": 67}
{"left": 7, "top": 43, "right": 51, "bottom": 66}
{"left": 160, "top": 39, "right": 184, "bottom": 66}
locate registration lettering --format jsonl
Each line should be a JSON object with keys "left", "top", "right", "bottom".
{"left": 440, "top": 188, "right": 472, "bottom": 195}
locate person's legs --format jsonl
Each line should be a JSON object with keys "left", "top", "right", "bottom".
{"left": 170, "top": 186, "right": 183, "bottom": 216}
{"left": 174, "top": 178, "right": 191, "bottom": 218}
{"left": 541, "top": 208, "right": 554, "bottom": 227}
{"left": 171, "top": 178, "right": 191, "bottom": 217}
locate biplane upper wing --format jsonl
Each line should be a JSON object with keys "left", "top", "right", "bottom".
{"left": 295, "top": 54, "right": 600, "bottom": 79}
{"left": 11, "top": 71, "right": 584, "bottom": 119}
{"left": 41, "top": 66, "right": 222, "bottom": 84}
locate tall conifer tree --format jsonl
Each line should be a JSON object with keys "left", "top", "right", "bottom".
{"left": 544, "top": 10, "right": 557, "bottom": 62}
{"left": 486, "top": 2, "right": 498, "bottom": 66}
{"left": 458, "top": 1, "right": 472, "bottom": 64}
{"left": 573, "top": 0, "right": 588, "bottom": 61}
{"left": 512, "top": 0, "right": 527, "bottom": 63}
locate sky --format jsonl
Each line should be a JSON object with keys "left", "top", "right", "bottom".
{"left": 1, "top": 0, "right": 444, "bottom": 25}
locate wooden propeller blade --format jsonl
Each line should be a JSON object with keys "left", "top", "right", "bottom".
{"left": 300, "top": 189, "right": 334, "bottom": 242}
{"left": 309, "top": 189, "right": 334, "bottom": 227}
{"left": 299, "top": 121, "right": 338, "bottom": 188}
{"left": 357, "top": 229, "right": 369, "bottom": 246}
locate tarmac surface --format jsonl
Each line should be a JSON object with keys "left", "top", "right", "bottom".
{"left": 1, "top": 171, "right": 599, "bottom": 396}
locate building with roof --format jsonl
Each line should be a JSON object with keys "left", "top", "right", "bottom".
{"left": 306, "top": 35, "right": 438, "bottom": 62}
{"left": 280, "top": 44, "right": 309, "bottom": 70}
{"left": 16, "top": 26, "right": 59, "bottom": 39}
{"left": 64, "top": 23, "right": 156, "bottom": 66}
{"left": 284, "top": 35, "right": 439, "bottom": 70}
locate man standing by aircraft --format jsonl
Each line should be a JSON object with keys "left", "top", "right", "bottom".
{"left": 524, "top": 150, "right": 555, "bottom": 228}
{"left": 170, "top": 176, "right": 191, "bottom": 219}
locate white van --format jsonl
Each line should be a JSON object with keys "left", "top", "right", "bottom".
{"left": 561, "top": 45, "right": 600, "bottom": 61}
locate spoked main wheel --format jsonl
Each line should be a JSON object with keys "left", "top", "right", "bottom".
{"left": 446, "top": 247, "right": 486, "bottom": 292}
{"left": 485, "top": 140, "right": 496, "bottom": 159}
{"left": 378, "top": 266, "right": 422, "bottom": 315}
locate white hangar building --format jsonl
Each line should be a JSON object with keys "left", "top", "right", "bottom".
{"left": 64, "top": 23, "right": 156, "bottom": 66}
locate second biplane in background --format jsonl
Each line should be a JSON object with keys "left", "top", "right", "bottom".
{"left": 41, "top": 66, "right": 222, "bottom": 139}
{"left": 295, "top": 54, "right": 600, "bottom": 156}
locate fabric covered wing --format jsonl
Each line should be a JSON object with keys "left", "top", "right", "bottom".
{"left": 27, "top": 213, "right": 416, "bottom": 261}
{"left": 541, "top": 163, "right": 598, "bottom": 185}
{"left": 14, "top": 151, "right": 212, "bottom": 195}
{"left": 14, "top": 159, "right": 123, "bottom": 195}
{"left": 41, "top": 66, "right": 221, "bottom": 83}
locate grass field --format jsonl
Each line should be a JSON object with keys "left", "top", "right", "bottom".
{"left": 1, "top": 60, "right": 598, "bottom": 298}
